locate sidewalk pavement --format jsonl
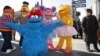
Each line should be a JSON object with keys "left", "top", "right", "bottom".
{"left": 0, "top": 33, "right": 100, "bottom": 56}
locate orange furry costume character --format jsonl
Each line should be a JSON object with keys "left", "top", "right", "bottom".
{"left": 0, "top": 6, "right": 14, "bottom": 31}
{"left": 0, "top": 6, "right": 15, "bottom": 53}
{"left": 55, "top": 5, "right": 77, "bottom": 53}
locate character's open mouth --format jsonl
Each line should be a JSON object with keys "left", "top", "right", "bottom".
{"left": 29, "top": 21, "right": 41, "bottom": 23}
{"left": 28, "top": 17, "right": 43, "bottom": 23}
{"left": 33, "top": 21, "right": 40, "bottom": 23}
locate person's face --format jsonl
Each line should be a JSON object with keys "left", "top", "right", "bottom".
{"left": 86, "top": 12, "right": 91, "bottom": 16}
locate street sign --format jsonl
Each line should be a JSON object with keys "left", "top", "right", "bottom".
{"left": 79, "top": 0, "right": 86, "bottom": 3}
{"left": 75, "top": 4, "right": 86, "bottom": 8}
{"left": 72, "top": 3, "right": 86, "bottom": 8}
{"left": 72, "top": 0, "right": 86, "bottom": 4}
{"left": 72, "top": 0, "right": 86, "bottom": 8}
{"left": 72, "top": 1, "right": 79, "bottom": 4}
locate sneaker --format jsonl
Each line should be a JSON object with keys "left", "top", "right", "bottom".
{"left": 1, "top": 47, "right": 16, "bottom": 54}
{"left": 1, "top": 49, "right": 12, "bottom": 54}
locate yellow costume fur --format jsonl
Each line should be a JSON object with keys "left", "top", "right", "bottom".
{"left": 56, "top": 5, "right": 74, "bottom": 53}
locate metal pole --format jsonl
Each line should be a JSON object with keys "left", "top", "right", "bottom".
{"left": 72, "top": 0, "right": 77, "bottom": 21}
{"left": 41, "top": 0, "right": 43, "bottom": 5}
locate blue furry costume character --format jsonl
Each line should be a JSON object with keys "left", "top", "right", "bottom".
{"left": 5, "top": 17, "right": 64, "bottom": 56}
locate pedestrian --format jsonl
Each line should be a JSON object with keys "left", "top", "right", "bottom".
{"left": 0, "top": 5, "right": 16, "bottom": 54}
{"left": 82, "top": 9, "right": 100, "bottom": 52}
{"left": 73, "top": 11, "right": 83, "bottom": 39}
{"left": 14, "top": 1, "right": 30, "bottom": 47}
{"left": 73, "top": 18, "right": 83, "bottom": 39}
{"left": 98, "top": 13, "right": 100, "bottom": 45}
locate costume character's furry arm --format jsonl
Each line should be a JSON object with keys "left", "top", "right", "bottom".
{"left": 5, "top": 22, "right": 25, "bottom": 35}
{"left": 45, "top": 21, "right": 64, "bottom": 32}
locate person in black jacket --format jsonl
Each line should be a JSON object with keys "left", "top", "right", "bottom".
{"left": 82, "top": 9, "right": 100, "bottom": 52}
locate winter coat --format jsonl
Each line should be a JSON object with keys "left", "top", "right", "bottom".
{"left": 82, "top": 15, "right": 99, "bottom": 43}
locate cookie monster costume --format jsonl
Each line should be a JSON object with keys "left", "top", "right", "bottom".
{"left": 5, "top": 17, "right": 64, "bottom": 56}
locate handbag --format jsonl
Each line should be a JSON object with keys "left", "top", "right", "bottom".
{"left": 96, "top": 29, "right": 100, "bottom": 39}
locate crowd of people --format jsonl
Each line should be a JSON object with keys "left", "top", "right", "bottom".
{"left": 0, "top": 1, "right": 100, "bottom": 56}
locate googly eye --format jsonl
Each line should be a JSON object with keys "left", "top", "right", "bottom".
{"left": 31, "top": 15, "right": 35, "bottom": 18}
{"left": 35, "top": 15, "right": 39, "bottom": 18}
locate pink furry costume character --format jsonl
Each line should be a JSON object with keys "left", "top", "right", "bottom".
{"left": 39, "top": 6, "right": 56, "bottom": 50}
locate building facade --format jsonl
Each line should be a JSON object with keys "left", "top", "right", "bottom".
{"left": 92, "top": 0, "right": 100, "bottom": 19}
